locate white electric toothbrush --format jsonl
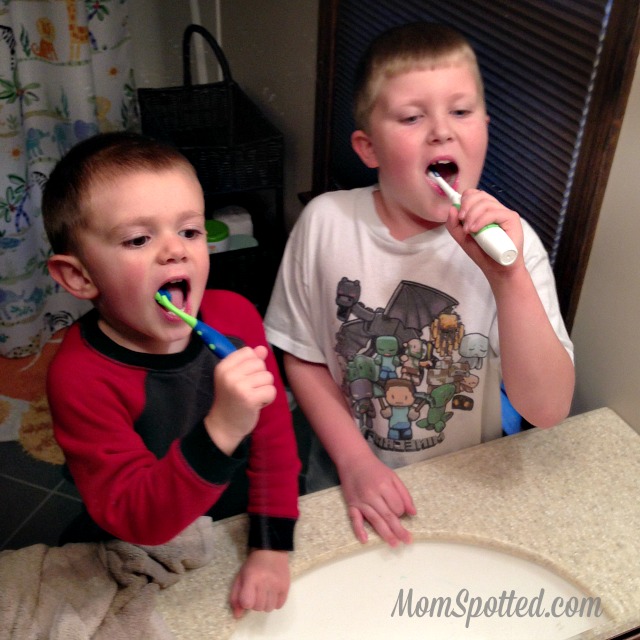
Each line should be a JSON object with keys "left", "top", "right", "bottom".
{"left": 429, "top": 170, "right": 518, "bottom": 266}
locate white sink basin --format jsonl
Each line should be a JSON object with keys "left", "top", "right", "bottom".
{"left": 232, "top": 541, "right": 605, "bottom": 639}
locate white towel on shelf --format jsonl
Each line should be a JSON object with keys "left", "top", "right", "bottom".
{"left": 212, "top": 205, "right": 253, "bottom": 237}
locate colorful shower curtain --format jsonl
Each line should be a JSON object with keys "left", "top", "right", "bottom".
{"left": 0, "top": 0, "right": 137, "bottom": 357}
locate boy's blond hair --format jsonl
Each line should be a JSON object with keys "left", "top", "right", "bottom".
{"left": 353, "top": 22, "right": 484, "bottom": 132}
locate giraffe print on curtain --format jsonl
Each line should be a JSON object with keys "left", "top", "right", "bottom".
{"left": 62, "top": 0, "right": 89, "bottom": 61}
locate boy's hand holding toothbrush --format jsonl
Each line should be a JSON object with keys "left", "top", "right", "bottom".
{"left": 204, "top": 345, "right": 276, "bottom": 456}
{"left": 429, "top": 170, "right": 521, "bottom": 270}
{"left": 154, "top": 290, "right": 276, "bottom": 454}
{"left": 445, "top": 188, "right": 524, "bottom": 274}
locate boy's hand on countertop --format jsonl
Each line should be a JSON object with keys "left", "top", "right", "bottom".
{"left": 339, "top": 453, "right": 416, "bottom": 547}
{"left": 230, "top": 549, "right": 290, "bottom": 619}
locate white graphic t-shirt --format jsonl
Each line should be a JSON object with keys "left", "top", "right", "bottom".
{"left": 265, "top": 186, "right": 573, "bottom": 469}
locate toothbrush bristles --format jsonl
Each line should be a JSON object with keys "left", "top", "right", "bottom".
{"left": 429, "top": 170, "right": 461, "bottom": 203}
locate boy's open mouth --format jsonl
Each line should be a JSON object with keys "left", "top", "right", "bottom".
{"left": 427, "top": 160, "right": 458, "bottom": 186}
{"left": 157, "top": 280, "right": 189, "bottom": 310}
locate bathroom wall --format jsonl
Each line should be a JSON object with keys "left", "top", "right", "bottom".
{"left": 129, "top": 3, "right": 640, "bottom": 433}
{"left": 129, "top": 0, "right": 194, "bottom": 88}
{"left": 220, "top": 0, "right": 318, "bottom": 229}
{"left": 570, "top": 54, "right": 640, "bottom": 433}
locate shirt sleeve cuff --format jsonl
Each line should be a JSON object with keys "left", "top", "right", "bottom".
{"left": 247, "top": 514, "right": 297, "bottom": 551}
{"left": 180, "top": 421, "right": 250, "bottom": 484}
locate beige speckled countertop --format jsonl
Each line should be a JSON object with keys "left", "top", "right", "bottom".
{"left": 156, "top": 408, "right": 640, "bottom": 639}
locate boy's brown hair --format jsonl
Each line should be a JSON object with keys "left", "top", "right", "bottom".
{"left": 353, "top": 22, "right": 484, "bottom": 132}
{"left": 42, "top": 131, "right": 197, "bottom": 255}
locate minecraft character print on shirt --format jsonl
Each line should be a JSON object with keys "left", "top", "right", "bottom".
{"left": 334, "top": 278, "right": 489, "bottom": 454}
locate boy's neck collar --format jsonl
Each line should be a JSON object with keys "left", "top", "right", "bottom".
{"left": 81, "top": 308, "right": 203, "bottom": 369}
{"left": 372, "top": 188, "right": 443, "bottom": 241}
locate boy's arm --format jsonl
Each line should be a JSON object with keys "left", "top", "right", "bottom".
{"left": 284, "top": 353, "right": 416, "bottom": 546}
{"left": 446, "top": 191, "right": 575, "bottom": 427}
{"left": 490, "top": 266, "right": 575, "bottom": 427}
{"left": 48, "top": 338, "right": 240, "bottom": 546}
{"left": 207, "top": 291, "right": 300, "bottom": 550}
{"left": 206, "top": 292, "right": 299, "bottom": 619}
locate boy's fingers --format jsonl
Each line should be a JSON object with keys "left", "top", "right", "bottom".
{"left": 239, "top": 583, "right": 259, "bottom": 612}
{"left": 232, "top": 604, "right": 246, "bottom": 619}
{"left": 263, "top": 590, "right": 279, "bottom": 612}
{"left": 393, "top": 477, "right": 417, "bottom": 516}
{"left": 253, "top": 344, "right": 269, "bottom": 360}
{"left": 382, "top": 484, "right": 411, "bottom": 517}
{"left": 229, "top": 579, "right": 246, "bottom": 619}
{"left": 368, "top": 494, "right": 414, "bottom": 546}
{"left": 379, "top": 508, "right": 412, "bottom": 545}
{"left": 348, "top": 506, "right": 369, "bottom": 544}
{"left": 359, "top": 504, "right": 404, "bottom": 547}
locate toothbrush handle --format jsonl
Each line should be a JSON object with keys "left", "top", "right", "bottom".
{"left": 194, "top": 320, "right": 236, "bottom": 358}
{"left": 451, "top": 204, "right": 518, "bottom": 265}
{"left": 472, "top": 224, "right": 519, "bottom": 266}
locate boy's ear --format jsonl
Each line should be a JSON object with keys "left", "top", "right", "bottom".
{"left": 47, "top": 254, "right": 98, "bottom": 300}
{"left": 351, "top": 130, "right": 379, "bottom": 169}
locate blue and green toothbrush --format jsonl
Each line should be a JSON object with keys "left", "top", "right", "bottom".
{"left": 155, "top": 289, "right": 236, "bottom": 358}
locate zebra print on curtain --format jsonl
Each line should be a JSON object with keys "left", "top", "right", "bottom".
{"left": 0, "top": 0, "right": 137, "bottom": 357}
